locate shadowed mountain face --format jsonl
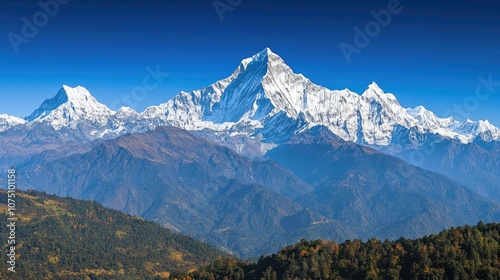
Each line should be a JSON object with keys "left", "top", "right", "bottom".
{"left": 393, "top": 140, "right": 500, "bottom": 203}
{"left": 18, "top": 125, "right": 500, "bottom": 258}
{"left": 266, "top": 126, "right": 500, "bottom": 240}
{"left": 19, "top": 126, "right": 352, "bottom": 258}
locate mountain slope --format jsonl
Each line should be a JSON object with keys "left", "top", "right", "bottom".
{"left": 0, "top": 114, "right": 25, "bottom": 132}
{"left": 266, "top": 126, "right": 500, "bottom": 240}
{"left": 1, "top": 49, "right": 499, "bottom": 162}
{"left": 1, "top": 49, "right": 499, "bottom": 203}
{"left": 1, "top": 48, "right": 499, "bottom": 259}
{"left": 0, "top": 189, "right": 222, "bottom": 279}
{"left": 19, "top": 126, "right": 356, "bottom": 258}
{"left": 0, "top": 86, "right": 141, "bottom": 172}
{"left": 136, "top": 50, "right": 500, "bottom": 199}
{"left": 18, "top": 125, "right": 500, "bottom": 258}
{"left": 395, "top": 139, "right": 500, "bottom": 202}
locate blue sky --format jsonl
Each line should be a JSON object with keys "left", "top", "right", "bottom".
{"left": 1, "top": 0, "right": 499, "bottom": 126}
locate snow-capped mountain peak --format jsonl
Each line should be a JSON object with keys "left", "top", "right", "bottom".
{"left": 0, "top": 114, "right": 26, "bottom": 132}
{"left": 238, "top": 48, "right": 292, "bottom": 75}
{"left": 25, "top": 85, "right": 115, "bottom": 130}
{"left": 364, "top": 81, "right": 384, "bottom": 95}
{"left": 25, "top": 87, "right": 70, "bottom": 122}
{"left": 406, "top": 105, "right": 427, "bottom": 117}
{"left": 116, "top": 107, "right": 140, "bottom": 118}
{"left": 61, "top": 85, "right": 97, "bottom": 104}
{"left": 407, "top": 105, "right": 446, "bottom": 125}
{"left": 453, "top": 119, "right": 500, "bottom": 142}
{"left": 362, "top": 82, "right": 400, "bottom": 105}
{"left": 241, "top": 47, "right": 271, "bottom": 68}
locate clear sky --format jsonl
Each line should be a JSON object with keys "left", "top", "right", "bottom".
{"left": 1, "top": 0, "right": 499, "bottom": 126}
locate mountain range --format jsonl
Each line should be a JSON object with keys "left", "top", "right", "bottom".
{"left": 2, "top": 49, "right": 500, "bottom": 199}
{"left": 2, "top": 48, "right": 500, "bottom": 257}
{"left": 16, "top": 125, "right": 500, "bottom": 258}
{"left": 3, "top": 48, "right": 500, "bottom": 146}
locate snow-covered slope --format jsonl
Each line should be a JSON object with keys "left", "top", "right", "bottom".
{"left": 140, "top": 48, "right": 500, "bottom": 147}
{"left": 0, "top": 114, "right": 26, "bottom": 132}
{"left": 25, "top": 85, "right": 115, "bottom": 130}
{"left": 2, "top": 48, "right": 500, "bottom": 149}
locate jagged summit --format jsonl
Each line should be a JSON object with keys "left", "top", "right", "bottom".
{"left": 25, "top": 87, "right": 70, "bottom": 122}
{"left": 241, "top": 47, "right": 275, "bottom": 62}
{"left": 367, "top": 81, "right": 382, "bottom": 91}
{"left": 139, "top": 48, "right": 500, "bottom": 146}
{"left": 2, "top": 49, "right": 500, "bottom": 145}
{"left": 26, "top": 85, "right": 101, "bottom": 121}
{"left": 361, "top": 82, "right": 400, "bottom": 104}
{"left": 241, "top": 47, "right": 270, "bottom": 66}
{"left": 238, "top": 48, "right": 290, "bottom": 73}
{"left": 262, "top": 47, "right": 273, "bottom": 55}
{"left": 24, "top": 85, "right": 114, "bottom": 129}
{"left": 362, "top": 82, "right": 385, "bottom": 99}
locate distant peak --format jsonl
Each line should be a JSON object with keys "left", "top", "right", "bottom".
{"left": 25, "top": 85, "right": 113, "bottom": 123}
{"left": 0, "top": 114, "right": 26, "bottom": 125}
{"left": 477, "top": 120, "right": 495, "bottom": 131}
{"left": 117, "top": 106, "right": 137, "bottom": 113}
{"left": 116, "top": 106, "right": 140, "bottom": 118}
{"left": 407, "top": 105, "right": 427, "bottom": 116}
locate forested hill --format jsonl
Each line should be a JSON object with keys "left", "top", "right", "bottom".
{"left": 2, "top": 189, "right": 500, "bottom": 280}
{"left": 0, "top": 190, "right": 222, "bottom": 279}
{"left": 190, "top": 222, "right": 500, "bottom": 280}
